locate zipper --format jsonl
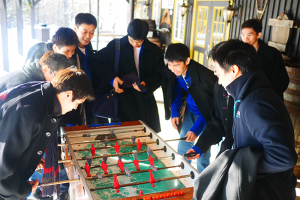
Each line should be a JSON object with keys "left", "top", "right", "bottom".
{"left": 232, "top": 99, "right": 241, "bottom": 149}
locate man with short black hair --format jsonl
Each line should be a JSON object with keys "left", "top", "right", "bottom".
{"left": 192, "top": 39, "right": 297, "bottom": 199}
{"left": 0, "top": 51, "right": 76, "bottom": 93}
{"left": 241, "top": 19, "right": 289, "bottom": 99}
{"left": 0, "top": 68, "right": 94, "bottom": 200}
{"left": 162, "top": 43, "right": 216, "bottom": 172}
{"left": 91, "top": 19, "right": 164, "bottom": 132}
{"left": 25, "top": 27, "right": 79, "bottom": 63}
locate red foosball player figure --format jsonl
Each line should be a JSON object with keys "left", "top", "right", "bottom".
{"left": 113, "top": 175, "right": 120, "bottom": 193}
{"left": 114, "top": 142, "right": 120, "bottom": 154}
{"left": 148, "top": 155, "right": 154, "bottom": 167}
{"left": 138, "top": 190, "right": 144, "bottom": 196}
{"left": 137, "top": 139, "right": 142, "bottom": 151}
{"left": 118, "top": 159, "right": 124, "bottom": 172}
{"left": 133, "top": 159, "right": 140, "bottom": 171}
{"left": 85, "top": 163, "right": 91, "bottom": 177}
{"left": 90, "top": 144, "right": 96, "bottom": 156}
{"left": 102, "top": 160, "right": 108, "bottom": 174}
{"left": 149, "top": 170, "right": 155, "bottom": 187}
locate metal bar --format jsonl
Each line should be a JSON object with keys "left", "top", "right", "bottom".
{"left": 96, "top": 0, "right": 99, "bottom": 50}
{"left": 73, "top": 141, "right": 157, "bottom": 152}
{"left": 31, "top": 0, "right": 35, "bottom": 39}
{"left": 90, "top": 174, "right": 192, "bottom": 192}
{"left": 16, "top": 0, "right": 23, "bottom": 56}
{"left": 67, "top": 129, "right": 144, "bottom": 138}
{"left": 69, "top": 135, "right": 150, "bottom": 145}
{"left": 0, "top": 0, "right": 9, "bottom": 72}
{"left": 39, "top": 178, "right": 79, "bottom": 187}
{"left": 81, "top": 155, "right": 173, "bottom": 169}
{"left": 79, "top": 148, "right": 165, "bottom": 161}
{"left": 87, "top": 164, "right": 183, "bottom": 180}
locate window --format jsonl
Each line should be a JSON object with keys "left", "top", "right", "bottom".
{"left": 152, "top": 0, "right": 161, "bottom": 29}
{"left": 173, "top": 0, "right": 185, "bottom": 42}
{"left": 195, "top": 6, "right": 208, "bottom": 48}
{"left": 210, "top": 7, "right": 226, "bottom": 49}
{"left": 135, "top": 0, "right": 148, "bottom": 19}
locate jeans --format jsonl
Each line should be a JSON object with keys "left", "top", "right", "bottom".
{"left": 177, "top": 109, "right": 211, "bottom": 172}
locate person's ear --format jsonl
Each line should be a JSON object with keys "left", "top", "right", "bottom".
{"left": 74, "top": 25, "right": 78, "bottom": 32}
{"left": 65, "top": 91, "right": 73, "bottom": 100}
{"left": 53, "top": 44, "right": 58, "bottom": 53}
{"left": 231, "top": 65, "right": 241, "bottom": 77}
{"left": 41, "top": 65, "right": 49, "bottom": 74}
{"left": 185, "top": 57, "right": 191, "bottom": 65}
{"left": 257, "top": 32, "right": 262, "bottom": 39}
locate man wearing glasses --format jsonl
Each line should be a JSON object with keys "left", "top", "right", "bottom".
{"left": 0, "top": 51, "right": 75, "bottom": 93}
{"left": 240, "top": 19, "right": 289, "bottom": 100}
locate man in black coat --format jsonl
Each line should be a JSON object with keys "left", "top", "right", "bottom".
{"left": 162, "top": 43, "right": 217, "bottom": 172}
{"left": 193, "top": 39, "right": 297, "bottom": 199}
{"left": 0, "top": 68, "right": 94, "bottom": 200}
{"left": 241, "top": 19, "right": 289, "bottom": 100}
{"left": 90, "top": 19, "right": 164, "bottom": 132}
{"left": 0, "top": 51, "right": 76, "bottom": 93}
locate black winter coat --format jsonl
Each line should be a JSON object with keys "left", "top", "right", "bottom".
{"left": 0, "top": 82, "right": 60, "bottom": 199}
{"left": 162, "top": 60, "right": 217, "bottom": 123}
{"left": 23, "top": 42, "right": 93, "bottom": 125}
{"left": 0, "top": 63, "right": 45, "bottom": 93}
{"left": 194, "top": 82, "right": 234, "bottom": 155}
{"left": 257, "top": 39, "right": 289, "bottom": 100}
{"left": 90, "top": 36, "right": 164, "bottom": 132}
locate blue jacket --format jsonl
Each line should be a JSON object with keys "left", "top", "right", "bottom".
{"left": 171, "top": 69, "right": 206, "bottom": 135}
{"left": 226, "top": 69, "right": 297, "bottom": 174}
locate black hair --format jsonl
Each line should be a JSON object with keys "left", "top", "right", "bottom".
{"left": 39, "top": 51, "right": 77, "bottom": 72}
{"left": 127, "top": 19, "right": 149, "bottom": 40}
{"left": 209, "top": 39, "right": 258, "bottom": 74}
{"left": 241, "top": 19, "right": 262, "bottom": 34}
{"left": 165, "top": 43, "right": 190, "bottom": 62}
{"left": 52, "top": 27, "right": 79, "bottom": 49}
{"left": 75, "top": 13, "right": 97, "bottom": 28}
{"left": 52, "top": 68, "right": 95, "bottom": 101}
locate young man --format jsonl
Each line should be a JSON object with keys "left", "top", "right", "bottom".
{"left": 0, "top": 51, "right": 76, "bottom": 92}
{"left": 90, "top": 19, "right": 164, "bottom": 132}
{"left": 241, "top": 19, "right": 289, "bottom": 99}
{"left": 0, "top": 68, "right": 94, "bottom": 200}
{"left": 25, "top": 27, "right": 79, "bottom": 64}
{"left": 162, "top": 43, "right": 217, "bottom": 172}
{"left": 194, "top": 39, "right": 297, "bottom": 199}
{"left": 186, "top": 19, "right": 291, "bottom": 162}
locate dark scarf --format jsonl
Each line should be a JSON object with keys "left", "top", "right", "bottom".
{"left": 42, "top": 95, "right": 62, "bottom": 198}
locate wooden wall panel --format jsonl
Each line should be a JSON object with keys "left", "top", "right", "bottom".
{"left": 229, "top": 0, "right": 300, "bottom": 63}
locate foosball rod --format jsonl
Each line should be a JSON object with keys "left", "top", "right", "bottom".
{"left": 81, "top": 154, "right": 175, "bottom": 169}
{"left": 89, "top": 173, "right": 194, "bottom": 192}
{"left": 67, "top": 129, "right": 144, "bottom": 138}
{"left": 86, "top": 163, "right": 184, "bottom": 180}
{"left": 59, "top": 146, "right": 167, "bottom": 163}
{"left": 73, "top": 141, "right": 158, "bottom": 152}
{"left": 38, "top": 163, "right": 183, "bottom": 187}
{"left": 68, "top": 135, "right": 151, "bottom": 145}
{"left": 38, "top": 179, "right": 80, "bottom": 187}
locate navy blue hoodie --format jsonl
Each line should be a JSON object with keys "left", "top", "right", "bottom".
{"left": 226, "top": 69, "right": 297, "bottom": 174}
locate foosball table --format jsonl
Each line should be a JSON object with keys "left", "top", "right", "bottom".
{"left": 59, "top": 121, "right": 199, "bottom": 200}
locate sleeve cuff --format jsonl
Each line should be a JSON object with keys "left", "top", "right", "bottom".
{"left": 110, "top": 77, "right": 116, "bottom": 86}
{"left": 192, "top": 146, "right": 203, "bottom": 155}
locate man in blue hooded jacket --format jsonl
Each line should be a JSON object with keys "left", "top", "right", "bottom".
{"left": 197, "top": 39, "right": 297, "bottom": 199}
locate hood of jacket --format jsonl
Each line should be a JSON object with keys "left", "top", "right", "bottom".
{"left": 22, "top": 62, "right": 46, "bottom": 82}
{"left": 226, "top": 69, "right": 272, "bottom": 101}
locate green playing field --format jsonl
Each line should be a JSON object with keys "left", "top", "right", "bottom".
{"left": 75, "top": 139, "right": 186, "bottom": 199}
